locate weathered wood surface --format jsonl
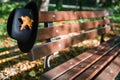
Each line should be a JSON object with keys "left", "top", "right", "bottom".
{"left": 39, "top": 11, "right": 110, "bottom": 22}
{"left": 40, "top": 36, "right": 120, "bottom": 80}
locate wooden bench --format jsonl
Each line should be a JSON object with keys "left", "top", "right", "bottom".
{"left": 28, "top": 11, "right": 120, "bottom": 80}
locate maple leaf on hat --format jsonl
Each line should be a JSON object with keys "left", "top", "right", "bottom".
{"left": 20, "top": 16, "right": 34, "bottom": 30}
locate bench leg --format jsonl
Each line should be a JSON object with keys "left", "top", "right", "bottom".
{"left": 44, "top": 22, "right": 58, "bottom": 69}
{"left": 43, "top": 52, "right": 58, "bottom": 69}
{"left": 44, "top": 55, "right": 51, "bottom": 69}
{"left": 100, "top": 34, "right": 105, "bottom": 44}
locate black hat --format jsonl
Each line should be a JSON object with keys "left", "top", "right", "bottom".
{"left": 7, "top": 1, "right": 38, "bottom": 52}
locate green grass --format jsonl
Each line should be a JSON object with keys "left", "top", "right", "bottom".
{"left": 115, "top": 73, "right": 120, "bottom": 80}
{"left": 0, "top": 47, "right": 9, "bottom": 52}
{"left": 0, "top": 24, "right": 7, "bottom": 37}
{"left": 111, "top": 14, "right": 120, "bottom": 22}
{"left": 0, "top": 2, "right": 24, "bottom": 19}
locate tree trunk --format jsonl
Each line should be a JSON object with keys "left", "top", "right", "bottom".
{"left": 39, "top": 0, "right": 50, "bottom": 11}
{"left": 33, "top": 0, "right": 50, "bottom": 11}
{"left": 56, "top": 0, "right": 63, "bottom": 10}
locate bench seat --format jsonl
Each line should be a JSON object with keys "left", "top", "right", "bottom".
{"left": 40, "top": 35, "right": 120, "bottom": 80}
{"left": 96, "top": 54, "right": 120, "bottom": 80}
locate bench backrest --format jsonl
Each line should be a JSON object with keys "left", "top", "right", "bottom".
{"left": 29, "top": 10, "right": 113, "bottom": 60}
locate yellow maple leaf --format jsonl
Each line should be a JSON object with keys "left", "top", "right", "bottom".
{"left": 20, "top": 16, "right": 34, "bottom": 30}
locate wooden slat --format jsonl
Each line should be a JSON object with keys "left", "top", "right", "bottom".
{"left": 76, "top": 11, "right": 110, "bottom": 19}
{"left": 37, "top": 19, "right": 111, "bottom": 40}
{"left": 39, "top": 11, "right": 110, "bottom": 22}
{"left": 75, "top": 46, "right": 120, "bottom": 80}
{"left": 29, "top": 26, "right": 111, "bottom": 60}
{"left": 37, "top": 23, "right": 82, "bottom": 40}
{"left": 96, "top": 54, "right": 120, "bottom": 80}
{"left": 40, "top": 36, "right": 120, "bottom": 80}
{"left": 82, "top": 19, "right": 110, "bottom": 30}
